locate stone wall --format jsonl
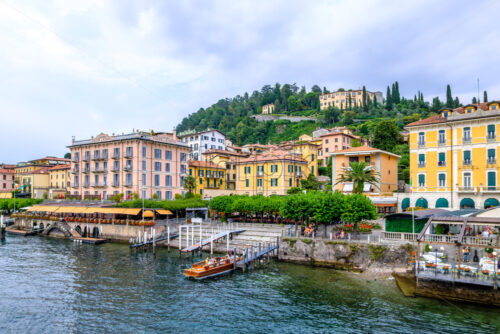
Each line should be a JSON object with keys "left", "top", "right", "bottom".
{"left": 252, "top": 115, "right": 318, "bottom": 122}
{"left": 279, "top": 238, "right": 413, "bottom": 272}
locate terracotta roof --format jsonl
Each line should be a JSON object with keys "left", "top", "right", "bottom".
{"left": 406, "top": 102, "right": 492, "bottom": 127}
{"left": 331, "top": 145, "right": 401, "bottom": 158}
{"left": 203, "top": 149, "right": 249, "bottom": 157}
{"left": 28, "top": 156, "right": 70, "bottom": 163}
{"left": 0, "top": 169, "right": 14, "bottom": 174}
{"left": 0, "top": 164, "right": 16, "bottom": 169}
{"left": 20, "top": 167, "right": 51, "bottom": 175}
{"left": 188, "top": 160, "right": 225, "bottom": 169}
{"left": 236, "top": 150, "right": 307, "bottom": 164}
{"left": 49, "top": 165, "right": 70, "bottom": 171}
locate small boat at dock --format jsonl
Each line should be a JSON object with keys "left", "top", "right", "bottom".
{"left": 184, "top": 255, "right": 239, "bottom": 280}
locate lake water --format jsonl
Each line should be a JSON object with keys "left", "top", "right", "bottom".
{"left": 0, "top": 235, "right": 499, "bottom": 333}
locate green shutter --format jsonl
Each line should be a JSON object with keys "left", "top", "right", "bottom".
{"left": 418, "top": 174, "right": 425, "bottom": 185}
{"left": 245, "top": 179, "right": 249, "bottom": 187}
{"left": 463, "top": 151, "right": 471, "bottom": 160}
{"left": 488, "top": 172, "right": 496, "bottom": 187}
{"left": 488, "top": 124, "right": 495, "bottom": 133}
{"left": 418, "top": 154, "right": 425, "bottom": 162}
{"left": 488, "top": 149, "right": 496, "bottom": 158}
{"left": 439, "top": 174, "right": 445, "bottom": 181}
{"left": 438, "top": 153, "right": 445, "bottom": 162}
{"left": 289, "top": 178, "right": 292, "bottom": 186}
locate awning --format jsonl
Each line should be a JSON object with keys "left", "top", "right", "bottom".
{"left": 27, "top": 205, "right": 59, "bottom": 212}
{"left": 143, "top": 210, "right": 154, "bottom": 218}
{"left": 118, "top": 208, "right": 141, "bottom": 215}
{"left": 363, "top": 183, "right": 373, "bottom": 192}
{"left": 156, "top": 209, "right": 173, "bottom": 215}
{"left": 343, "top": 183, "right": 353, "bottom": 192}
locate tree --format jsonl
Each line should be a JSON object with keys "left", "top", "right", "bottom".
{"left": 472, "top": 97, "right": 477, "bottom": 104}
{"left": 64, "top": 153, "right": 71, "bottom": 159}
{"left": 453, "top": 97, "right": 460, "bottom": 108}
{"left": 431, "top": 97, "right": 442, "bottom": 112}
{"left": 322, "top": 106, "right": 340, "bottom": 125}
{"left": 300, "top": 174, "right": 321, "bottom": 190}
{"left": 113, "top": 193, "right": 124, "bottom": 203}
{"left": 287, "top": 187, "right": 303, "bottom": 195}
{"left": 183, "top": 176, "right": 196, "bottom": 193}
{"left": 343, "top": 110, "right": 356, "bottom": 125}
{"left": 311, "top": 85, "right": 322, "bottom": 94}
{"left": 341, "top": 194, "right": 377, "bottom": 234}
{"left": 371, "top": 120, "right": 403, "bottom": 152}
{"left": 287, "top": 95, "right": 300, "bottom": 113}
{"left": 446, "top": 84, "right": 453, "bottom": 108}
{"left": 313, "top": 191, "right": 345, "bottom": 237}
{"left": 362, "top": 86, "right": 368, "bottom": 112}
{"left": 335, "top": 162, "right": 380, "bottom": 194}
{"left": 484, "top": 90, "right": 488, "bottom": 103}
{"left": 386, "top": 86, "right": 393, "bottom": 110}
{"left": 326, "top": 158, "right": 333, "bottom": 184}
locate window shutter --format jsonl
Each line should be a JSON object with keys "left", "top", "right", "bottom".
{"left": 488, "top": 149, "right": 496, "bottom": 158}
{"left": 463, "top": 151, "right": 471, "bottom": 160}
{"left": 418, "top": 154, "right": 425, "bottom": 162}
{"left": 438, "top": 152, "right": 445, "bottom": 162}
{"left": 418, "top": 174, "right": 425, "bottom": 185}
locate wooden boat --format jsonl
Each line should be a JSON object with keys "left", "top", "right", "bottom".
{"left": 184, "top": 255, "right": 238, "bottom": 280}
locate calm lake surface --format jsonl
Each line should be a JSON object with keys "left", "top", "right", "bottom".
{"left": 0, "top": 235, "right": 499, "bottom": 333}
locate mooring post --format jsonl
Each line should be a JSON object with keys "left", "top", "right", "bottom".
{"left": 226, "top": 232, "right": 229, "bottom": 254}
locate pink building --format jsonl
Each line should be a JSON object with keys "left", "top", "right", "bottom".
{"left": 319, "top": 131, "right": 357, "bottom": 166}
{"left": 68, "top": 132, "right": 189, "bottom": 200}
{"left": 0, "top": 168, "right": 14, "bottom": 193}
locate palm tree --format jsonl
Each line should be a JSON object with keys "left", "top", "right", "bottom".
{"left": 183, "top": 176, "right": 197, "bottom": 193}
{"left": 335, "top": 162, "right": 380, "bottom": 193}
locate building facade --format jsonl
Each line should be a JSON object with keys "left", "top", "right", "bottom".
{"left": 318, "top": 129, "right": 357, "bottom": 166}
{"left": 0, "top": 168, "right": 14, "bottom": 195}
{"left": 235, "top": 150, "right": 308, "bottom": 196}
{"left": 319, "top": 89, "right": 383, "bottom": 110}
{"left": 178, "top": 130, "right": 226, "bottom": 161}
{"left": 262, "top": 103, "right": 275, "bottom": 114}
{"left": 404, "top": 102, "right": 500, "bottom": 211}
{"left": 330, "top": 146, "right": 400, "bottom": 194}
{"left": 68, "top": 132, "right": 189, "bottom": 200}
{"left": 188, "top": 160, "right": 227, "bottom": 197}
{"left": 49, "top": 165, "right": 70, "bottom": 199}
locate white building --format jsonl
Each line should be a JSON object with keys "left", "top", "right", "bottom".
{"left": 178, "top": 130, "right": 227, "bottom": 161}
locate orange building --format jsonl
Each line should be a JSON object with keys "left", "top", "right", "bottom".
{"left": 330, "top": 146, "right": 400, "bottom": 194}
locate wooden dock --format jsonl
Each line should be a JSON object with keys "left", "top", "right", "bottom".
{"left": 73, "top": 237, "right": 107, "bottom": 245}
{"left": 235, "top": 238, "right": 279, "bottom": 271}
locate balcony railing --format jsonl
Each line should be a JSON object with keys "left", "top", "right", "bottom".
{"left": 480, "top": 186, "right": 500, "bottom": 193}
{"left": 71, "top": 169, "right": 79, "bottom": 174}
{"left": 462, "top": 137, "right": 472, "bottom": 144}
{"left": 418, "top": 162, "right": 426, "bottom": 168}
{"left": 487, "top": 133, "right": 496, "bottom": 142}
{"left": 112, "top": 182, "right": 119, "bottom": 187}
{"left": 124, "top": 151, "right": 133, "bottom": 158}
{"left": 92, "top": 183, "right": 107, "bottom": 188}
{"left": 83, "top": 155, "right": 91, "bottom": 161}
{"left": 462, "top": 160, "right": 472, "bottom": 166}
{"left": 92, "top": 154, "right": 108, "bottom": 160}
{"left": 487, "top": 158, "right": 497, "bottom": 165}
{"left": 257, "top": 171, "right": 264, "bottom": 176}
{"left": 418, "top": 141, "right": 426, "bottom": 148}
{"left": 82, "top": 167, "right": 90, "bottom": 173}
{"left": 295, "top": 172, "right": 302, "bottom": 177}
{"left": 438, "top": 139, "right": 446, "bottom": 146}
{"left": 71, "top": 183, "right": 79, "bottom": 188}
{"left": 92, "top": 168, "right": 108, "bottom": 173}
{"left": 72, "top": 157, "right": 80, "bottom": 162}
{"left": 111, "top": 166, "right": 120, "bottom": 172}
{"left": 123, "top": 165, "right": 132, "bottom": 171}
{"left": 83, "top": 182, "right": 90, "bottom": 188}
{"left": 458, "top": 186, "right": 475, "bottom": 192}
{"left": 112, "top": 153, "right": 120, "bottom": 159}
{"left": 437, "top": 161, "right": 446, "bottom": 167}
{"left": 124, "top": 182, "right": 133, "bottom": 187}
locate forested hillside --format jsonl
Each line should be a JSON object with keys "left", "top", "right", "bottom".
{"left": 176, "top": 82, "right": 486, "bottom": 183}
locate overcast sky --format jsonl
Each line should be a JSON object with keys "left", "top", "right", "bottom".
{"left": 1, "top": 0, "right": 499, "bottom": 162}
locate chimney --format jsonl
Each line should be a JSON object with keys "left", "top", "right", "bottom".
{"left": 172, "top": 129, "right": 177, "bottom": 140}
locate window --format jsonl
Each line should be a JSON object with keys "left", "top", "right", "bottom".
{"left": 165, "top": 163, "right": 170, "bottom": 172}
{"left": 463, "top": 172, "right": 472, "bottom": 189}
{"left": 142, "top": 147, "right": 147, "bottom": 158}
{"left": 165, "top": 191, "right": 172, "bottom": 200}
{"left": 257, "top": 179, "right": 263, "bottom": 187}
{"left": 245, "top": 179, "right": 249, "bottom": 187}
{"left": 198, "top": 169, "right": 204, "bottom": 177}
{"left": 365, "top": 156, "right": 371, "bottom": 163}
{"left": 199, "top": 178, "right": 202, "bottom": 184}
{"left": 165, "top": 150, "right": 172, "bottom": 160}
{"left": 165, "top": 175, "right": 172, "bottom": 187}
{"left": 154, "top": 149, "right": 161, "bottom": 159}
{"left": 311, "top": 166, "right": 315, "bottom": 174}
{"left": 270, "top": 165, "right": 278, "bottom": 173}
{"left": 94, "top": 150, "right": 100, "bottom": 159}
{"left": 438, "top": 173, "right": 446, "bottom": 187}
{"left": 113, "top": 174, "right": 119, "bottom": 186}
{"left": 488, "top": 171, "right": 496, "bottom": 190}
{"left": 418, "top": 154, "right": 425, "bottom": 167}
{"left": 126, "top": 146, "right": 133, "bottom": 157}
{"left": 244, "top": 166, "right": 251, "bottom": 174}
{"left": 142, "top": 160, "right": 146, "bottom": 171}
{"left": 142, "top": 174, "right": 146, "bottom": 186}
{"left": 463, "top": 150, "right": 471, "bottom": 165}
{"left": 418, "top": 132, "right": 425, "bottom": 145}
{"left": 271, "top": 178, "right": 278, "bottom": 187}
{"left": 488, "top": 124, "right": 496, "bottom": 139}
{"left": 180, "top": 176, "right": 185, "bottom": 187}
{"left": 463, "top": 127, "right": 471, "bottom": 142}
{"left": 289, "top": 178, "right": 292, "bottom": 187}
{"left": 311, "top": 154, "right": 315, "bottom": 161}
{"left": 154, "top": 162, "right": 161, "bottom": 171}
{"left": 335, "top": 138, "right": 338, "bottom": 143}
{"left": 488, "top": 149, "right": 496, "bottom": 163}
{"left": 180, "top": 164, "right": 187, "bottom": 174}
{"left": 219, "top": 171, "right": 224, "bottom": 178}
{"left": 126, "top": 173, "right": 132, "bottom": 186}
{"left": 325, "top": 139, "right": 329, "bottom": 144}
{"left": 113, "top": 148, "right": 120, "bottom": 158}
{"left": 154, "top": 175, "right": 160, "bottom": 186}
{"left": 418, "top": 174, "right": 425, "bottom": 187}
{"left": 156, "top": 191, "right": 162, "bottom": 200}
{"left": 326, "top": 148, "right": 329, "bottom": 153}
{"left": 288, "top": 165, "right": 293, "bottom": 173}
{"left": 438, "top": 130, "right": 446, "bottom": 144}
{"left": 438, "top": 152, "right": 446, "bottom": 166}
{"left": 180, "top": 153, "right": 186, "bottom": 162}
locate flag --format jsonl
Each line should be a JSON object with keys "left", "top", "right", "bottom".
{"left": 409, "top": 177, "right": 412, "bottom": 194}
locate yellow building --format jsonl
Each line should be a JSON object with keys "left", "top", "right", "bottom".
{"left": 262, "top": 103, "right": 275, "bottom": 114}
{"left": 404, "top": 101, "right": 500, "bottom": 211}
{"left": 278, "top": 141, "right": 319, "bottom": 177}
{"left": 319, "top": 89, "right": 383, "bottom": 110}
{"left": 188, "top": 160, "right": 227, "bottom": 198}
{"left": 330, "top": 146, "right": 400, "bottom": 194}
{"left": 49, "top": 165, "right": 70, "bottom": 199}
{"left": 18, "top": 167, "right": 51, "bottom": 199}
{"left": 235, "top": 149, "right": 308, "bottom": 196}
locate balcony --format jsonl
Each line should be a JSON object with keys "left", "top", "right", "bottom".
{"left": 123, "top": 165, "right": 132, "bottom": 171}
{"left": 438, "top": 139, "right": 446, "bottom": 146}
{"left": 72, "top": 157, "right": 80, "bottom": 163}
{"left": 437, "top": 161, "right": 446, "bottom": 167}
{"left": 111, "top": 166, "right": 120, "bottom": 172}
{"left": 417, "top": 141, "right": 426, "bottom": 148}
{"left": 92, "top": 154, "right": 108, "bottom": 161}
{"left": 458, "top": 186, "right": 475, "bottom": 193}
{"left": 462, "top": 137, "right": 472, "bottom": 144}
{"left": 71, "top": 168, "right": 79, "bottom": 174}
{"left": 92, "top": 168, "right": 108, "bottom": 173}
{"left": 112, "top": 182, "right": 119, "bottom": 187}
{"left": 82, "top": 167, "right": 90, "bottom": 173}
{"left": 295, "top": 172, "right": 303, "bottom": 177}
{"left": 418, "top": 162, "right": 426, "bottom": 168}
{"left": 92, "top": 183, "right": 107, "bottom": 188}
{"left": 71, "top": 183, "right": 79, "bottom": 188}
{"left": 487, "top": 134, "right": 496, "bottom": 143}
{"left": 487, "top": 158, "right": 497, "bottom": 165}
{"left": 124, "top": 151, "right": 133, "bottom": 158}
{"left": 112, "top": 153, "right": 120, "bottom": 159}
{"left": 257, "top": 171, "right": 264, "bottom": 176}
{"left": 83, "top": 182, "right": 90, "bottom": 188}
{"left": 124, "top": 182, "right": 133, "bottom": 187}
{"left": 462, "top": 160, "right": 472, "bottom": 167}
{"left": 82, "top": 155, "right": 91, "bottom": 161}
{"left": 480, "top": 186, "right": 500, "bottom": 193}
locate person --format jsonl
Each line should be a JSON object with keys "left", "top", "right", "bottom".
{"left": 463, "top": 247, "right": 470, "bottom": 262}
{"left": 340, "top": 230, "right": 345, "bottom": 240}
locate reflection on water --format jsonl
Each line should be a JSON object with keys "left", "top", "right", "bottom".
{"left": 0, "top": 235, "right": 499, "bottom": 333}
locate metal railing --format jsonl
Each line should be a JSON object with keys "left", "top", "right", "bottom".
{"left": 462, "top": 137, "right": 472, "bottom": 144}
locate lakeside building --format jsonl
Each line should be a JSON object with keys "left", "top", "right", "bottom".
{"left": 49, "top": 165, "right": 70, "bottom": 199}
{"left": 403, "top": 101, "right": 500, "bottom": 211}
{"left": 319, "top": 89, "right": 383, "bottom": 110}
{"left": 330, "top": 146, "right": 400, "bottom": 194}
{"left": 278, "top": 141, "right": 320, "bottom": 177}
{"left": 0, "top": 167, "right": 14, "bottom": 198}
{"left": 235, "top": 149, "right": 308, "bottom": 196}
{"left": 311, "top": 127, "right": 364, "bottom": 166}
{"left": 188, "top": 160, "right": 227, "bottom": 197}
{"left": 68, "top": 131, "right": 189, "bottom": 200}
{"left": 262, "top": 103, "right": 275, "bottom": 114}
{"left": 178, "top": 129, "right": 226, "bottom": 161}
